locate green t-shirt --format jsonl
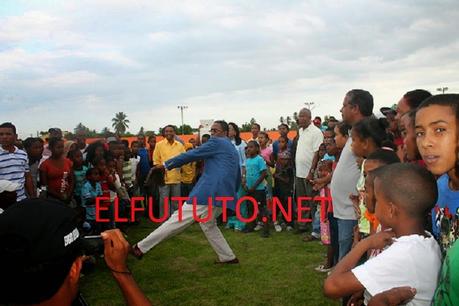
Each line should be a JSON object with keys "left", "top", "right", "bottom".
{"left": 432, "top": 239, "right": 459, "bottom": 305}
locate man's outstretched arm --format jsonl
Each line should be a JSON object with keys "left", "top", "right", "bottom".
{"left": 163, "top": 137, "right": 219, "bottom": 170}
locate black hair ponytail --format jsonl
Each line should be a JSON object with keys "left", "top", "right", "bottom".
{"left": 353, "top": 117, "right": 396, "bottom": 151}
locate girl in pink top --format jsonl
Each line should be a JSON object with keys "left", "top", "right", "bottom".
{"left": 258, "top": 132, "right": 274, "bottom": 167}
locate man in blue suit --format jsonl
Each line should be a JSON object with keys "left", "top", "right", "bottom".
{"left": 132, "top": 121, "right": 240, "bottom": 264}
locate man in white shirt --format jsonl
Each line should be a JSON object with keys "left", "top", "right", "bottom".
{"left": 293, "top": 108, "right": 323, "bottom": 236}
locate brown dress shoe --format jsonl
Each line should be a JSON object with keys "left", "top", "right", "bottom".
{"left": 214, "top": 258, "right": 239, "bottom": 265}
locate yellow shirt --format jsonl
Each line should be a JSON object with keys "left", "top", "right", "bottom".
{"left": 153, "top": 139, "right": 185, "bottom": 184}
{"left": 181, "top": 162, "right": 196, "bottom": 184}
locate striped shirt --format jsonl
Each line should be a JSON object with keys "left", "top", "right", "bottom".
{"left": 0, "top": 146, "right": 29, "bottom": 201}
{"left": 122, "top": 160, "right": 133, "bottom": 187}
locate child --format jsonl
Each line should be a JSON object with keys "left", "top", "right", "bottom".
{"left": 322, "top": 128, "right": 336, "bottom": 161}
{"left": 318, "top": 143, "right": 327, "bottom": 161}
{"left": 414, "top": 94, "right": 459, "bottom": 305}
{"left": 333, "top": 122, "right": 350, "bottom": 151}
{"left": 147, "top": 135, "right": 156, "bottom": 164}
{"left": 94, "top": 157, "right": 114, "bottom": 230}
{"left": 314, "top": 159, "right": 334, "bottom": 272}
{"left": 63, "top": 140, "right": 76, "bottom": 158}
{"left": 399, "top": 110, "right": 423, "bottom": 163}
{"left": 108, "top": 141, "right": 125, "bottom": 182}
{"left": 68, "top": 148, "right": 88, "bottom": 206}
{"left": 258, "top": 131, "right": 274, "bottom": 201}
{"left": 242, "top": 140, "right": 268, "bottom": 237}
{"left": 106, "top": 155, "right": 128, "bottom": 201}
{"left": 320, "top": 136, "right": 342, "bottom": 268}
{"left": 362, "top": 149, "right": 401, "bottom": 235}
{"left": 350, "top": 118, "right": 394, "bottom": 246}
{"left": 85, "top": 141, "right": 106, "bottom": 167}
{"left": 122, "top": 143, "right": 134, "bottom": 191}
{"left": 130, "top": 141, "right": 141, "bottom": 193}
{"left": 324, "top": 163, "right": 442, "bottom": 305}
{"left": 39, "top": 138, "right": 74, "bottom": 205}
{"left": 273, "top": 139, "right": 294, "bottom": 232}
{"left": 201, "top": 134, "right": 210, "bottom": 144}
{"left": 351, "top": 117, "right": 393, "bottom": 159}
{"left": 258, "top": 132, "right": 274, "bottom": 167}
{"left": 23, "top": 137, "right": 44, "bottom": 194}
{"left": 309, "top": 143, "right": 329, "bottom": 240}
{"left": 81, "top": 167, "right": 102, "bottom": 234}
{"left": 415, "top": 94, "right": 459, "bottom": 254}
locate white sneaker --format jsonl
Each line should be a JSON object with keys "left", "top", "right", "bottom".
{"left": 314, "top": 264, "right": 332, "bottom": 273}
{"left": 254, "top": 222, "right": 264, "bottom": 231}
{"left": 311, "top": 231, "right": 321, "bottom": 240}
{"left": 286, "top": 225, "right": 294, "bottom": 232}
{"left": 274, "top": 223, "right": 282, "bottom": 232}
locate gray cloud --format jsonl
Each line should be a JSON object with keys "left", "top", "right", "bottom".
{"left": 1, "top": 0, "right": 458, "bottom": 137}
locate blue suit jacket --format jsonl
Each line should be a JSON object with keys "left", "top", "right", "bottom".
{"left": 165, "top": 136, "right": 241, "bottom": 210}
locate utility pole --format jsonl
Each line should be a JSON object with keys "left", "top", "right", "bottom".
{"left": 177, "top": 105, "right": 188, "bottom": 135}
{"left": 437, "top": 87, "right": 448, "bottom": 94}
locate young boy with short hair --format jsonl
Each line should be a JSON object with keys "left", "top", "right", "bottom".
{"left": 324, "top": 163, "right": 442, "bottom": 306}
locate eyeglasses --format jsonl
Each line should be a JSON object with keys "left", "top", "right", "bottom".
{"left": 210, "top": 128, "right": 222, "bottom": 133}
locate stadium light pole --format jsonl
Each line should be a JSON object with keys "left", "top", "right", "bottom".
{"left": 437, "top": 87, "right": 448, "bottom": 94}
{"left": 304, "top": 101, "right": 315, "bottom": 111}
{"left": 177, "top": 105, "right": 188, "bottom": 135}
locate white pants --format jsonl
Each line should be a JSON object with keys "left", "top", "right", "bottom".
{"left": 137, "top": 203, "right": 236, "bottom": 262}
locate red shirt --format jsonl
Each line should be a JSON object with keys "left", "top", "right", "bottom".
{"left": 99, "top": 174, "right": 111, "bottom": 207}
{"left": 40, "top": 158, "right": 73, "bottom": 195}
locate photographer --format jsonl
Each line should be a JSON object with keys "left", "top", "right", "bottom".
{"left": 0, "top": 198, "right": 152, "bottom": 306}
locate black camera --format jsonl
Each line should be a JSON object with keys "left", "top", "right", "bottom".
{"left": 81, "top": 235, "right": 104, "bottom": 256}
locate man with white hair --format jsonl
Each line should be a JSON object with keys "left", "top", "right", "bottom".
{"left": 292, "top": 108, "right": 323, "bottom": 238}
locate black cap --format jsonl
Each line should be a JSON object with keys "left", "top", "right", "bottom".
{"left": 380, "top": 104, "right": 397, "bottom": 116}
{"left": 0, "top": 198, "right": 82, "bottom": 304}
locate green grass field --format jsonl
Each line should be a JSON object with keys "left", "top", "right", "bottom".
{"left": 80, "top": 220, "right": 339, "bottom": 306}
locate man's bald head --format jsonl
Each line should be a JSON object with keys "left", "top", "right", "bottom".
{"left": 298, "top": 108, "right": 312, "bottom": 128}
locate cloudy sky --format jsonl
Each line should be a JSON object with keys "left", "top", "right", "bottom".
{"left": 1, "top": 0, "right": 458, "bottom": 138}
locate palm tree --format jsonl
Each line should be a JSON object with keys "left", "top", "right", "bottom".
{"left": 293, "top": 112, "right": 298, "bottom": 122}
{"left": 111, "top": 112, "right": 130, "bottom": 135}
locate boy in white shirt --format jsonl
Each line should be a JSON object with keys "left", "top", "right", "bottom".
{"left": 324, "top": 163, "right": 442, "bottom": 306}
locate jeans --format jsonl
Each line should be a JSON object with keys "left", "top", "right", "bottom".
{"left": 337, "top": 218, "right": 357, "bottom": 260}
{"left": 158, "top": 183, "right": 181, "bottom": 219}
{"left": 312, "top": 207, "right": 321, "bottom": 234}
{"left": 181, "top": 183, "right": 194, "bottom": 198}
{"left": 328, "top": 212, "right": 339, "bottom": 266}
